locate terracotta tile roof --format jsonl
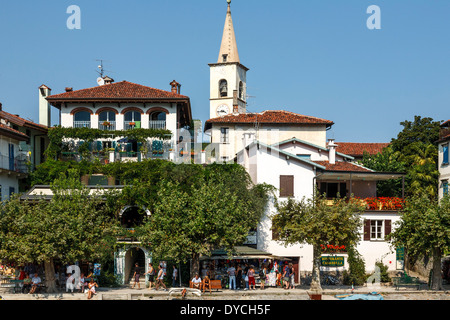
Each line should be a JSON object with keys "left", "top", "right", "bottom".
{"left": 313, "top": 161, "right": 374, "bottom": 172}
{"left": 205, "top": 110, "right": 334, "bottom": 129}
{"left": 0, "top": 110, "right": 48, "bottom": 132}
{"left": 46, "top": 80, "right": 189, "bottom": 102}
{"left": 334, "top": 142, "right": 390, "bottom": 157}
{"left": 0, "top": 123, "right": 29, "bottom": 140}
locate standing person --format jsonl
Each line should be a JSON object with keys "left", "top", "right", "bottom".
{"left": 244, "top": 263, "right": 249, "bottom": 290}
{"left": 236, "top": 265, "right": 242, "bottom": 290}
{"left": 289, "top": 263, "right": 295, "bottom": 289}
{"left": 87, "top": 278, "right": 98, "bottom": 300}
{"left": 227, "top": 263, "right": 236, "bottom": 290}
{"left": 248, "top": 265, "right": 256, "bottom": 290}
{"left": 132, "top": 263, "right": 141, "bottom": 289}
{"left": 283, "top": 263, "right": 291, "bottom": 289}
{"left": 155, "top": 265, "right": 167, "bottom": 291}
{"left": 260, "top": 265, "right": 267, "bottom": 290}
{"left": 172, "top": 265, "right": 178, "bottom": 288}
{"left": 144, "top": 263, "right": 155, "bottom": 290}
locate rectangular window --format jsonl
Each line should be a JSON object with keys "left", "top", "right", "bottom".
{"left": 280, "top": 175, "right": 294, "bottom": 198}
{"left": 220, "top": 127, "right": 229, "bottom": 144}
{"left": 370, "top": 220, "right": 384, "bottom": 240}
{"left": 443, "top": 180, "right": 449, "bottom": 196}
{"left": 443, "top": 144, "right": 449, "bottom": 165}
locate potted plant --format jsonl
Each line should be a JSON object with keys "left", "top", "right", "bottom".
{"left": 102, "top": 121, "right": 111, "bottom": 127}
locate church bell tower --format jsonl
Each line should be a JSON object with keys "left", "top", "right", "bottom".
{"left": 209, "top": 0, "right": 249, "bottom": 119}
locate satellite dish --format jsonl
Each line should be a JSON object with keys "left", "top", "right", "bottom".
{"left": 97, "top": 77, "right": 105, "bottom": 86}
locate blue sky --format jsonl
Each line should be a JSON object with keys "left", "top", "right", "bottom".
{"left": 0, "top": 0, "right": 448, "bottom": 143}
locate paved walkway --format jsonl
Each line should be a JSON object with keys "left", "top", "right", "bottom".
{"left": 1, "top": 284, "right": 449, "bottom": 300}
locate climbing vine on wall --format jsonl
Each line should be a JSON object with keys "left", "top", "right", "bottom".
{"left": 46, "top": 126, "right": 172, "bottom": 159}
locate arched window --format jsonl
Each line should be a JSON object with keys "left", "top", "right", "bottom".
{"left": 124, "top": 111, "right": 141, "bottom": 129}
{"left": 239, "top": 81, "right": 244, "bottom": 99}
{"left": 149, "top": 112, "right": 166, "bottom": 129}
{"left": 73, "top": 111, "right": 91, "bottom": 128}
{"left": 99, "top": 111, "right": 116, "bottom": 130}
{"left": 219, "top": 79, "right": 228, "bottom": 97}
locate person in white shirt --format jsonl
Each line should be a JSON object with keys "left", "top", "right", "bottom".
{"left": 29, "top": 273, "right": 42, "bottom": 294}
{"left": 172, "top": 265, "right": 178, "bottom": 287}
{"left": 191, "top": 274, "right": 202, "bottom": 289}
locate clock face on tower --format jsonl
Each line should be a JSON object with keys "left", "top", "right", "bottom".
{"left": 216, "top": 104, "right": 230, "bottom": 116}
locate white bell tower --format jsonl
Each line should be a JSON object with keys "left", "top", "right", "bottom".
{"left": 209, "top": 0, "right": 249, "bottom": 119}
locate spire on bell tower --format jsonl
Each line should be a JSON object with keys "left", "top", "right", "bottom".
{"left": 218, "top": 0, "right": 240, "bottom": 64}
{"left": 209, "top": 0, "right": 248, "bottom": 119}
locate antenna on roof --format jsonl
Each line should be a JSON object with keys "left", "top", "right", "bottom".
{"left": 96, "top": 59, "right": 105, "bottom": 77}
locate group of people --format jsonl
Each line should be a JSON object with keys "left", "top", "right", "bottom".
{"left": 226, "top": 261, "right": 295, "bottom": 290}
{"left": 64, "top": 271, "right": 98, "bottom": 299}
{"left": 226, "top": 263, "right": 261, "bottom": 290}
{"left": 132, "top": 262, "right": 173, "bottom": 291}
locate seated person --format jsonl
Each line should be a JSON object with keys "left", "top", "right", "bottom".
{"left": 22, "top": 273, "right": 32, "bottom": 293}
{"left": 87, "top": 278, "right": 98, "bottom": 300}
{"left": 203, "top": 274, "right": 211, "bottom": 294}
{"left": 29, "top": 273, "right": 42, "bottom": 294}
{"left": 191, "top": 274, "right": 202, "bottom": 289}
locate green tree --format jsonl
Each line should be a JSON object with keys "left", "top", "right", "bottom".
{"left": 361, "top": 116, "right": 441, "bottom": 199}
{"left": 388, "top": 195, "right": 450, "bottom": 290}
{"left": 360, "top": 146, "right": 405, "bottom": 197}
{"left": 0, "top": 170, "right": 120, "bottom": 293}
{"left": 134, "top": 164, "right": 271, "bottom": 278}
{"left": 273, "top": 195, "right": 365, "bottom": 291}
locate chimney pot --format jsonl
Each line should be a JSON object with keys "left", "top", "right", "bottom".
{"left": 170, "top": 80, "right": 181, "bottom": 94}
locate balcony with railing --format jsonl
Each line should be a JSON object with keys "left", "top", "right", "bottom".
{"left": 98, "top": 121, "right": 116, "bottom": 131}
{"left": 73, "top": 121, "right": 91, "bottom": 128}
{"left": 0, "top": 154, "right": 29, "bottom": 174}
{"left": 124, "top": 121, "right": 141, "bottom": 130}
{"left": 324, "top": 197, "right": 405, "bottom": 211}
{"left": 148, "top": 120, "right": 166, "bottom": 130}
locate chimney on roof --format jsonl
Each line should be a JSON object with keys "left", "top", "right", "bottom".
{"left": 328, "top": 139, "right": 338, "bottom": 165}
{"left": 170, "top": 80, "right": 181, "bottom": 94}
{"left": 0, "top": 102, "right": 2, "bottom": 111}
{"left": 39, "top": 85, "right": 52, "bottom": 127}
{"left": 103, "top": 76, "right": 114, "bottom": 85}
{"left": 65, "top": 87, "right": 73, "bottom": 92}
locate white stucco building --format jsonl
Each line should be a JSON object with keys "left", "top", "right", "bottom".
{"left": 42, "top": 79, "right": 192, "bottom": 163}
{"left": 237, "top": 136, "right": 405, "bottom": 281}
{"left": 438, "top": 120, "right": 450, "bottom": 200}
{"left": 0, "top": 107, "right": 31, "bottom": 200}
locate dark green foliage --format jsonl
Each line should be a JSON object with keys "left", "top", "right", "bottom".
{"left": 343, "top": 246, "right": 366, "bottom": 286}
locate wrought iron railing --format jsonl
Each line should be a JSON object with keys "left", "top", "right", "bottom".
{"left": 73, "top": 121, "right": 91, "bottom": 128}
{"left": 98, "top": 121, "right": 116, "bottom": 131}
{"left": 148, "top": 120, "right": 166, "bottom": 130}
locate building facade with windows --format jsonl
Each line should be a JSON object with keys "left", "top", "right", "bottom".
{"left": 43, "top": 79, "right": 192, "bottom": 163}
{"left": 438, "top": 120, "right": 450, "bottom": 200}
{"left": 237, "top": 137, "right": 405, "bottom": 276}
{"left": 0, "top": 116, "right": 30, "bottom": 201}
